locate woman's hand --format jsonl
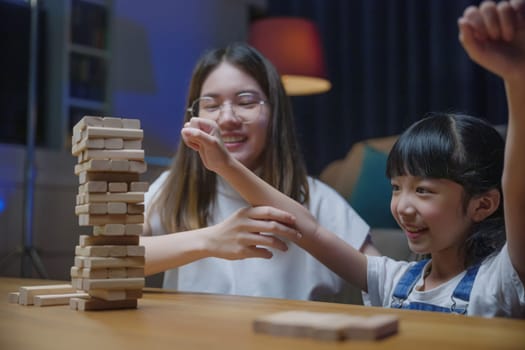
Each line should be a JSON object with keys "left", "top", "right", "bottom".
{"left": 458, "top": 0, "right": 525, "bottom": 82}
{"left": 204, "top": 206, "right": 302, "bottom": 260}
{"left": 181, "top": 117, "right": 230, "bottom": 174}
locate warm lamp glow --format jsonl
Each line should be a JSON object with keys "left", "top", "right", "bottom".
{"left": 248, "top": 17, "right": 331, "bottom": 96}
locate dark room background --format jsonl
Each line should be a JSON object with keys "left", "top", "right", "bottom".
{"left": 264, "top": 0, "right": 508, "bottom": 175}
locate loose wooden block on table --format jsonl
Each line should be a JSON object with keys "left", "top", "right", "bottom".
{"left": 18, "top": 284, "right": 77, "bottom": 305}
{"left": 8, "top": 292, "right": 20, "bottom": 304}
{"left": 253, "top": 310, "right": 399, "bottom": 341}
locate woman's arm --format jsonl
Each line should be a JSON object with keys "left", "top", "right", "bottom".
{"left": 459, "top": 0, "right": 525, "bottom": 281}
{"left": 141, "top": 206, "right": 301, "bottom": 276}
{"left": 181, "top": 120, "right": 369, "bottom": 291}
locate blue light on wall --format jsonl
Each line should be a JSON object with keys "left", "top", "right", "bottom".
{"left": 0, "top": 197, "right": 5, "bottom": 213}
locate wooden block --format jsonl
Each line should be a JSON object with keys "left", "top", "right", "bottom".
{"left": 78, "top": 181, "right": 108, "bottom": 193}
{"left": 129, "top": 181, "right": 149, "bottom": 192}
{"left": 72, "top": 116, "right": 104, "bottom": 142}
{"left": 108, "top": 245, "right": 128, "bottom": 256}
{"left": 107, "top": 267, "right": 127, "bottom": 278}
{"left": 108, "top": 182, "right": 127, "bottom": 193}
{"left": 125, "top": 223, "right": 143, "bottom": 236}
{"left": 127, "top": 203, "right": 144, "bottom": 215}
{"left": 92, "top": 224, "right": 126, "bottom": 236}
{"left": 83, "top": 192, "right": 144, "bottom": 203}
{"left": 72, "top": 137, "right": 105, "bottom": 156}
{"left": 69, "top": 297, "right": 81, "bottom": 310}
{"left": 75, "top": 203, "right": 107, "bottom": 215}
{"left": 344, "top": 315, "right": 399, "bottom": 340}
{"left": 126, "top": 245, "right": 145, "bottom": 256}
{"left": 102, "top": 117, "right": 123, "bottom": 128}
{"left": 126, "top": 267, "right": 145, "bottom": 278}
{"left": 34, "top": 292, "right": 89, "bottom": 307}
{"left": 83, "top": 277, "right": 145, "bottom": 291}
{"left": 71, "top": 266, "right": 108, "bottom": 279}
{"left": 253, "top": 311, "right": 399, "bottom": 341}
{"left": 128, "top": 160, "right": 147, "bottom": 173}
{"left": 71, "top": 278, "right": 84, "bottom": 289}
{"left": 73, "top": 116, "right": 104, "bottom": 131}
{"left": 81, "top": 149, "right": 145, "bottom": 161}
{"left": 107, "top": 202, "right": 128, "bottom": 214}
{"left": 88, "top": 288, "right": 143, "bottom": 301}
{"left": 110, "top": 160, "right": 130, "bottom": 172}
{"left": 78, "top": 214, "right": 144, "bottom": 226}
{"left": 78, "top": 171, "right": 139, "bottom": 185}
{"left": 74, "top": 296, "right": 138, "bottom": 311}
{"left": 74, "top": 159, "right": 111, "bottom": 174}
{"left": 8, "top": 292, "right": 20, "bottom": 304}
{"left": 123, "top": 139, "right": 142, "bottom": 149}
{"left": 104, "top": 138, "right": 124, "bottom": 149}
{"left": 84, "top": 126, "right": 143, "bottom": 140}
{"left": 18, "top": 284, "right": 76, "bottom": 305}
{"left": 72, "top": 128, "right": 82, "bottom": 145}
{"left": 76, "top": 193, "right": 86, "bottom": 205}
{"left": 75, "top": 245, "right": 111, "bottom": 257}
{"left": 79, "top": 234, "right": 139, "bottom": 246}
{"left": 75, "top": 256, "right": 145, "bottom": 269}
{"left": 121, "top": 118, "right": 141, "bottom": 129}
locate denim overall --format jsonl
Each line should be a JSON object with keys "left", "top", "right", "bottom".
{"left": 390, "top": 259, "right": 480, "bottom": 314}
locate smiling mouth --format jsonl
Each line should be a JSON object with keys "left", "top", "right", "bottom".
{"left": 404, "top": 226, "right": 427, "bottom": 240}
{"left": 222, "top": 135, "right": 246, "bottom": 144}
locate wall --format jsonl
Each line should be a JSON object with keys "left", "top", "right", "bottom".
{"left": 0, "top": 0, "right": 266, "bottom": 283}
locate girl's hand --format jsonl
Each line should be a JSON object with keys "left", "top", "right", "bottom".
{"left": 181, "top": 117, "right": 230, "bottom": 173}
{"left": 205, "top": 206, "right": 302, "bottom": 260}
{"left": 458, "top": 0, "right": 525, "bottom": 82}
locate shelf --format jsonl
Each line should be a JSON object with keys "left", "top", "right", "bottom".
{"left": 70, "top": 44, "right": 109, "bottom": 59}
{"left": 44, "top": 0, "right": 113, "bottom": 149}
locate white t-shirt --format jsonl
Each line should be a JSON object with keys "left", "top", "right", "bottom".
{"left": 364, "top": 244, "right": 525, "bottom": 318}
{"left": 145, "top": 171, "right": 370, "bottom": 301}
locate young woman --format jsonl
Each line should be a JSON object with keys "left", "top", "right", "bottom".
{"left": 181, "top": 0, "right": 525, "bottom": 317}
{"left": 142, "top": 43, "right": 379, "bottom": 301}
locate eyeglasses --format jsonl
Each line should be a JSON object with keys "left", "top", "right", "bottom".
{"left": 187, "top": 93, "right": 267, "bottom": 123}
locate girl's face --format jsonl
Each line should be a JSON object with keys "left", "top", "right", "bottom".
{"left": 199, "top": 61, "right": 270, "bottom": 171}
{"left": 390, "top": 175, "right": 474, "bottom": 257}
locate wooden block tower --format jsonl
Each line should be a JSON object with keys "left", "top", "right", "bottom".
{"left": 70, "top": 116, "right": 148, "bottom": 311}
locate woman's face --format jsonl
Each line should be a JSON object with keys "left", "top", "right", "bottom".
{"left": 199, "top": 61, "right": 270, "bottom": 171}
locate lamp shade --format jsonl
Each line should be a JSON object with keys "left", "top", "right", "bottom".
{"left": 248, "top": 17, "right": 331, "bottom": 96}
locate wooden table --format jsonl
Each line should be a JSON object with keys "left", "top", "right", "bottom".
{"left": 1, "top": 277, "right": 524, "bottom": 350}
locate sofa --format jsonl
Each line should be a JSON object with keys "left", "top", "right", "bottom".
{"left": 319, "top": 135, "right": 414, "bottom": 262}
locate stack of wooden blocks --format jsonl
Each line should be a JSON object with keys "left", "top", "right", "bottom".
{"left": 69, "top": 116, "right": 148, "bottom": 311}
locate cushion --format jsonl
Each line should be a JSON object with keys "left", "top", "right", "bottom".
{"left": 348, "top": 144, "right": 399, "bottom": 228}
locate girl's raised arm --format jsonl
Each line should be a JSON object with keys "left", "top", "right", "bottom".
{"left": 459, "top": 0, "right": 525, "bottom": 280}
{"left": 181, "top": 118, "right": 369, "bottom": 291}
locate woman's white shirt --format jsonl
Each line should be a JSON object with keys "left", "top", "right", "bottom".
{"left": 145, "top": 171, "right": 370, "bottom": 301}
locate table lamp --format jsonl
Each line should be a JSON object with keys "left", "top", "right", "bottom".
{"left": 248, "top": 17, "right": 331, "bottom": 96}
